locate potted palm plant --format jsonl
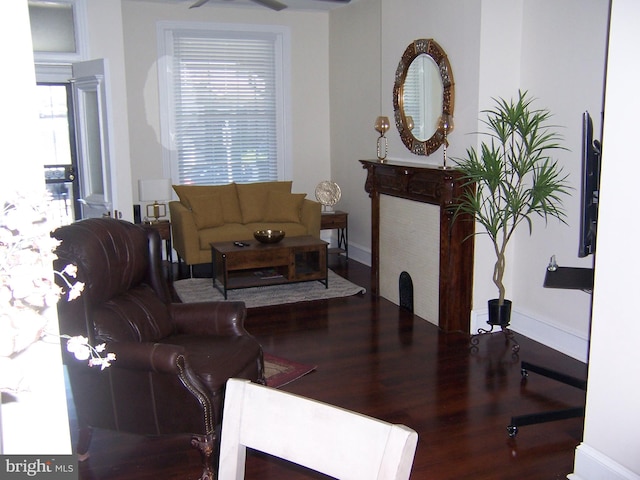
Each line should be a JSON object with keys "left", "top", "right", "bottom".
{"left": 454, "top": 91, "right": 571, "bottom": 327}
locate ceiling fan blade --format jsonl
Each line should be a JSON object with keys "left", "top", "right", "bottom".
{"left": 189, "top": 0, "right": 210, "bottom": 8}
{"left": 250, "top": 0, "right": 288, "bottom": 11}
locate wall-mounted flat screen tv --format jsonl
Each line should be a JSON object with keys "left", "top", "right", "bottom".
{"left": 578, "top": 111, "right": 602, "bottom": 258}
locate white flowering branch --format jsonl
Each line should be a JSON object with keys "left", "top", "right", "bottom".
{"left": 53, "top": 264, "right": 85, "bottom": 302}
{"left": 63, "top": 335, "right": 116, "bottom": 370}
{"left": 1, "top": 190, "right": 115, "bottom": 394}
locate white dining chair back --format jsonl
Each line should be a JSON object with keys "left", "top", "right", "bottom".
{"left": 218, "top": 378, "right": 418, "bottom": 480}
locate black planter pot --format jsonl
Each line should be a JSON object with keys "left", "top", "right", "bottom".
{"left": 487, "top": 299, "right": 512, "bottom": 327}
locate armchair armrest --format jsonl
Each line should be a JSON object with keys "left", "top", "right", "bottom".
{"left": 108, "top": 341, "right": 186, "bottom": 374}
{"left": 107, "top": 341, "right": 216, "bottom": 431}
{"left": 169, "top": 301, "right": 249, "bottom": 337}
{"left": 169, "top": 201, "right": 200, "bottom": 265}
{"left": 301, "top": 199, "right": 321, "bottom": 238}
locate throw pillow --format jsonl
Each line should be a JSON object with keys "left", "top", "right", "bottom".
{"left": 173, "top": 183, "right": 242, "bottom": 223}
{"left": 264, "top": 192, "right": 306, "bottom": 222}
{"left": 237, "top": 181, "right": 292, "bottom": 223}
{"left": 189, "top": 193, "right": 224, "bottom": 229}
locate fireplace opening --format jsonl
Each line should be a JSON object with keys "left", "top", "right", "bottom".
{"left": 399, "top": 271, "right": 414, "bottom": 312}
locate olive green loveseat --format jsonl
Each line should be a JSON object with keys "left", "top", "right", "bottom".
{"left": 169, "top": 181, "right": 321, "bottom": 269}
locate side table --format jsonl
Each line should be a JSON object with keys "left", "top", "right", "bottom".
{"left": 321, "top": 210, "right": 348, "bottom": 260}
{"left": 144, "top": 220, "right": 173, "bottom": 279}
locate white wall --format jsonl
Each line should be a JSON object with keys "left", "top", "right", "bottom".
{"left": 86, "top": 0, "right": 135, "bottom": 221}
{"left": 0, "top": 0, "right": 72, "bottom": 455}
{"left": 511, "top": 0, "right": 608, "bottom": 357}
{"left": 1, "top": 2, "right": 43, "bottom": 191}
{"left": 328, "top": 0, "right": 483, "bottom": 265}
{"left": 570, "top": 0, "right": 640, "bottom": 477}
{"left": 121, "top": 1, "right": 331, "bottom": 201}
{"left": 328, "top": 0, "right": 381, "bottom": 263}
{"left": 382, "top": 0, "right": 483, "bottom": 169}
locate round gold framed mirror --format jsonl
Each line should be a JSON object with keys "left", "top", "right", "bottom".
{"left": 393, "top": 39, "right": 454, "bottom": 156}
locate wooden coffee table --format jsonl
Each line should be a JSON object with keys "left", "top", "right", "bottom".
{"left": 210, "top": 235, "right": 328, "bottom": 299}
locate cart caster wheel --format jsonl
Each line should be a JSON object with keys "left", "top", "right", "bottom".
{"left": 507, "top": 425, "right": 518, "bottom": 437}
{"left": 520, "top": 368, "right": 529, "bottom": 378}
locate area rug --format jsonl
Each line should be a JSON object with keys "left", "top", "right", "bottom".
{"left": 173, "top": 269, "right": 365, "bottom": 308}
{"left": 264, "top": 352, "right": 316, "bottom": 388}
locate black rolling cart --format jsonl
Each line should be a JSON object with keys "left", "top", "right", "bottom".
{"left": 507, "top": 266, "right": 592, "bottom": 437}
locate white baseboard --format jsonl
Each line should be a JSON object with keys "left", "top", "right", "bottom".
{"left": 471, "top": 306, "right": 590, "bottom": 363}
{"left": 351, "top": 247, "right": 588, "bottom": 362}
{"left": 344, "top": 241, "right": 371, "bottom": 267}
{"left": 568, "top": 443, "right": 640, "bottom": 480}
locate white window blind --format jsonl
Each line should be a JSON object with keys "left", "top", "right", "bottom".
{"left": 163, "top": 26, "right": 286, "bottom": 185}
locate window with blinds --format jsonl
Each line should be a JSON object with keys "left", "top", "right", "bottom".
{"left": 159, "top": 24, "right": 289, "bottom": 186}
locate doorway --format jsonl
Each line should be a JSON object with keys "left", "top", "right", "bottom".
{"left": 36, "top": 82, "right": 81, "bottom": 228}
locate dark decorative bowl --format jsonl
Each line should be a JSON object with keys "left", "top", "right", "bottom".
{"left": 254, "top": 229, "right": 285, "bottom": 244}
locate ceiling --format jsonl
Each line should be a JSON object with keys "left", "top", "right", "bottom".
{"left": 125, "top": 0, "right": 357, "bottom": 12}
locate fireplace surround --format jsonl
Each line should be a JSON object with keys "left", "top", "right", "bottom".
{"left": 361, "top": 159, "right": 474, "bottom": 333}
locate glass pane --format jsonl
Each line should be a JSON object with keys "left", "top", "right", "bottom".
{"left": 83, "top": 89, "right": 105, "bottom": 196}
{"left": 29, "top": 2, "right": 76, "bottom": 53}
{"left": 36, "top": 85, "right": 72, "bottom": 166}
{"left": 38, "top": 84, "right": 78, "bottom": 227}
{"left": 46, "top": 181, "right": 74, "bottom": 228}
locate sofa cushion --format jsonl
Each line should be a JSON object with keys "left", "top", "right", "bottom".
{"left": 236, "top": 181, "right": 292, "bottom": 223}
{"left": 199, "top": 224, "right": 255, "bottom": 249}
{"left": 264, "top": 191, "right": 306, "bottom": 222}
{"left": 189, "top": 193, "right": 224, "bottom": 229}
{"left": 173, "top": 183, "right": 242, "bottom": 224}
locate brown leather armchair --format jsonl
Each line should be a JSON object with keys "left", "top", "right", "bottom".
{"left": 53, "top": 218, "right": 264, "bottom": 480}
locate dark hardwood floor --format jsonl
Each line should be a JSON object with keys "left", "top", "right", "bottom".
{"left": 73, "top": 256, "right": 586, "bottom": 480}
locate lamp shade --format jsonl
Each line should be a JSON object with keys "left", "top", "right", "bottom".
{"left": 138, "top": 179, "right": 172, "bottom": 202}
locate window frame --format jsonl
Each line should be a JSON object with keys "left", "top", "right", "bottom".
{"left": 29, "top": 0, "right": 88, "bottom": 64}
{"left": 157, "top": 21, "right": 292, "bottom": 186}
